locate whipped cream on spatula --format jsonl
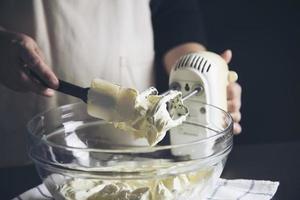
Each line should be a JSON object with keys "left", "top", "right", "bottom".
{"left": 87, "top": 79, "right": 188, "bottom": 146}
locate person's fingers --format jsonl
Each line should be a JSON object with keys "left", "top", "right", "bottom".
{"left": 33, "top": 47, "right": 55, "bottom": 95}
{"left": 233, "top": 122, "right": 242, "bottom": 135}
{"left": 28, "top": 81, "right": 55, "bottom": 97}
{"left": 227, "top": 82, "right": 242, "bottom": 100}
{"left": 21, "top": 48, "right": 58, "bottom": 88}
{"left": 230, "top": 111, "right": 241, "bottom": 123}
{"left": 33, "top": 87, "right": 55, "bottom": 97}
{"left": 35, "top": 46, "right": 46, "bottom": 60}
{"left": 41, "top": 88, "right": 55, "bottom": 96}
{"left": 19, "top": 70, "right": 55, "bottom": 96}
{"left": 18, "top": 37, "right": 58, "bottom": 89}
{"left": 220, "top": 49, "right": 242, "bottom": 135}
{"left": 220, "top": 49, "right": 232, "bottom": 64}
{"left": 228, "top": 99, "right": 241, "bottom": 112}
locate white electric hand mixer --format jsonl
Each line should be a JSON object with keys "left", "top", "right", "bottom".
{"left": 167, "top": 51, "right": 237, "bottom": 157}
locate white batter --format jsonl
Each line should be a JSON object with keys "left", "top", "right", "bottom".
{"left": 58, "top": 168, "right": 215, "bottom": 200}
{"left": 87, "top": 78, "right": 189, "bottom": 146}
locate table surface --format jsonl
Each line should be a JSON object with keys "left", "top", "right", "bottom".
{"left": 1, "top": 140, "right": 300, "bottom": 199}
{"left": 222, "top": 140, "right": 300, "bottom": 200}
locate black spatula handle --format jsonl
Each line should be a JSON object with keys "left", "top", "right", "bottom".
{"left": 57, "top": 80, "right": 89, "bottom": 103}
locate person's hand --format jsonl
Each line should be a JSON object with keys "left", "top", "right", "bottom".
{"left": 221, "top": 49, "right": 242, "bottom": 134}
{"left": 0, "top": 30, "right": 58, "bottom": 96}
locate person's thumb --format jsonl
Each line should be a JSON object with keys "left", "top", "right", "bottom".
{"left": 220, "top": 49, "right": 232, "bottom": 64}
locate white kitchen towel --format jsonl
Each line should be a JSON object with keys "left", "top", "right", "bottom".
{"left": 206, "top": 179, "right": 279, "bottom": 200}
{"left": 12, "top": 178, "right": 279, "bottom": 200}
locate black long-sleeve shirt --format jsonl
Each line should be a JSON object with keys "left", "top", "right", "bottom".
{"left": 150, "top": 0, "right": 207, "bottom": 57}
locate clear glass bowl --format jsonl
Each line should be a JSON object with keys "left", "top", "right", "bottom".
{"left": 28, "top": 102, "right": 233, "bottom": 200}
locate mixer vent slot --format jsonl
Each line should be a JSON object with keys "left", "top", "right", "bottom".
{"left": 175, "top": 54, "right": 212, "bottom": 73}
{"left": 201, "top": 60, "right": 207, "bottom": 73}
{"left": 206, "top": 64, "right": 211, "bottom": 72}
{"left": 198, "top": 58, "right": 204, "bottom": 70}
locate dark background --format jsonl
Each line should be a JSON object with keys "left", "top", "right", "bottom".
{"left": 198, "top": 1, "right": 300, "bottom": 199}
{"left": 198, "top": 0, "right": 300, "bottom": 144}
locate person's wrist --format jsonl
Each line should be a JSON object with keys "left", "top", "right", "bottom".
{"left": 163, "top": 42, "right": 206, "bottom": 73}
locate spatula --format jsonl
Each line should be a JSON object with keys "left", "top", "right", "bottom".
{"left": 28, "top": 69, "right": 89, "bottom": 102}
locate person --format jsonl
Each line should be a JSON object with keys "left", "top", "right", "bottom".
{"left": 0, "top": 0, "right": 241, "bottom": 195}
